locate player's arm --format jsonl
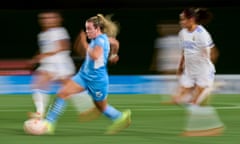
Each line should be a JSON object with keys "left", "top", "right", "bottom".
{"left": 177, "top": 50, "right": 184, "bottom": 76}
{"left": 177, "top": 31, "right": 185, "bottom": 75}
{"left": 87, "top": 45, "right": 103, "bottom": 60}
{"left": 73, "top": 30, "right": 88, "bottom": 58}
{"left": 108, "top": 37, "right": 120, "bottom": 64}
{"left": 75, "top": 30, "right": 103, "bottom": 60}
{"left": 109, "top": 37, "right": 119, "bottom": 55}
{"left": 36, "top": 39, "right": 70, "bottom": 61}
{"left": 199, "top": 31, "right": 217, "bottom": 63}
{"left": 210, "top": 46, "right": 219, "bottom": 64}
{"left": 46, "top": 39, "right": 70, "bottom": 56}
{"left": 73, "top": 30, "right": 103, "bottom": 60}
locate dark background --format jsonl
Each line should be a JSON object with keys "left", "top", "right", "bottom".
{"left": 0, "top": 0, "right": 239, "bottom": 74}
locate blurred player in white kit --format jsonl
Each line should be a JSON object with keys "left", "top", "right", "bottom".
{"left": 173, "top": 7, "right": 218, "bottom": 105}
{"left": 29, "top": 10, "right": 76, "bottom": 118}
{"left": 173, "top": 7, "right": 224, "bottom": 136}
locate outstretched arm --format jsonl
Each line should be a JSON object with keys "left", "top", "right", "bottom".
{"left": 33, "top": 39, "right": 70, "bottom": 63}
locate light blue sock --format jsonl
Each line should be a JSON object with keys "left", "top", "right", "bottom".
{"left": 46, "top": 97, "right": 66, "bottom": 124}
{"left": 103, "top": 105, "right": 122, "bottom": 121}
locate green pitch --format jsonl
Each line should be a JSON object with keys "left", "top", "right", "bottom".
{"left": 0, "top": 94, "right": 239, "bottom": 144}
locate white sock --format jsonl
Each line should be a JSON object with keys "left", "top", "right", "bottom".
{"left": 32, "top": 89, "right": 50, "bottom": 114}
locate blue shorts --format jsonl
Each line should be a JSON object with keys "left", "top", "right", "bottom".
{"left": 72, "top": 74, "right": 108, "bottom": 102}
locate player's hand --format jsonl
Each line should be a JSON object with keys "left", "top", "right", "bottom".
{"left": 108, "top": 54, "right": 119, "bottom": 64}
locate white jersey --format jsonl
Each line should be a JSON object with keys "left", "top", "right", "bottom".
{"left": 37, "top": 27, "right": 76, "bottom": 79}
{"left": 38, "top": 27, "right": 71, "bottom": 64}
{"left": 179, "top": 25, "right": 215, "bottom": 76}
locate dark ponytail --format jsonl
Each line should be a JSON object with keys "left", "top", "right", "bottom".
{"left": 183, "top": 7, "right": 213, "bottom": 25}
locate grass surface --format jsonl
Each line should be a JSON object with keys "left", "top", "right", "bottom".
{"left": 0, "top": 94, "right": 239, "bottom": 144}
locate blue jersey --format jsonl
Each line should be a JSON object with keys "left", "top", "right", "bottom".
{"left": 78, "top": 34, "right": 110, "bottom": 81}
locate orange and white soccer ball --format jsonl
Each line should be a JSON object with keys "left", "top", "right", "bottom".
{"left": 23, "top": 118, "right": 47, "bottom": 135}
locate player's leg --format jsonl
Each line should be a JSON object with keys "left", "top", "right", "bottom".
{"left": 172, "top": 86, "right": 194, "bottom": 105}
{"left": 182, "top": 104, "right": 224, "bottom": 136}
{"left": 191, "top": 71, "right": 215, "bottom": 105}
{"left": 56, "top": 63, "right": 97, "bottom": 122}
{"left": 30, "top": 62, "right": 74, "bottom": 119}
{"left": 69, "top": 91, "right": 100, "bottom": 122}
{"left": 30, "top": 70, "right": 52, "bottom": 118}
{"left": 58, "top": 62, "right": 100, "bottom": 122}
{"left": 172, "top": 74, "right": 195, "bottom": 105}
{"left": 191, "top": 86, "right": 212, "bottom": 105}
{"left": 94, "top": 100, "right": 131, "bottom": 135}
{"left": 44, "top": 77, "right": 85, "bottom": 134}
{"left": 88, "top": 81, "right": 131, "bottom": 135}
{"left": 182, "top": 73, "right": 224, "bottom": 136}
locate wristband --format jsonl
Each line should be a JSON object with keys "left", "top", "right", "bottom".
{"left": 109, "top": 54, "right": 118, "bottom": 59}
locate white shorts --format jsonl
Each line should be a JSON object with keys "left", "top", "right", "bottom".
{"left": 37, "top": 62, "right": 76, "bottom": 80}
{"left": 179, "top": 70, "right": 215, "bottom": 88}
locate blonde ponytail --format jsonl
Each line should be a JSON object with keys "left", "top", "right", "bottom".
{"left": 96, "top": 13, "right": 120, "bottom": 38}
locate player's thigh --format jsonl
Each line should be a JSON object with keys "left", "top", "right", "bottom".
{"left": 31, "top": 70, "right": 52, "bottom": 89}
{"left": 58, "top": 79, "right": 85, "bottom": 99}
{"left": 194, "top": 85, "right": 207, "bottom": 96}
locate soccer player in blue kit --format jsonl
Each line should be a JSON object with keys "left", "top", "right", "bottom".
{"left": 43, "top": 14, "right": 131, "bottom": 135}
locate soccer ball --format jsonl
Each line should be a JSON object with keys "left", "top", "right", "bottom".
{"left": 23, "top": 118, "right": 47, "bottom": 135}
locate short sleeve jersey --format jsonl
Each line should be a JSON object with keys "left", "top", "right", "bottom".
{"left": 79, "top": 34, "right": 110, "bottom": 81}
{"left": 38, "top": 27, "right": 70, "bottom": 63}
{"left": 178, "top": 25, "right": 215, "bottom": 75}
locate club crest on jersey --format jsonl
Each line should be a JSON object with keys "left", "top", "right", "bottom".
{"left": 95, "top": 91, "right": 103, "bottom": 97}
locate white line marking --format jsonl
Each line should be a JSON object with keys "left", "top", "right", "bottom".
{"left": 0, "top": 104, "right": 239, "bottom": 112}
